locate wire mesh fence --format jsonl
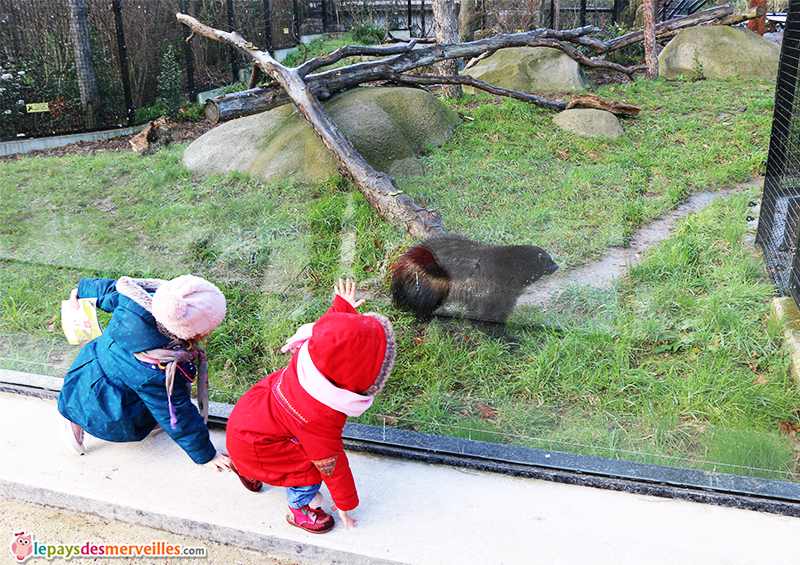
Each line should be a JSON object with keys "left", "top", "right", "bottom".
{"left": 757, "top": 2, "right": 800, "bottom": 303}
{"left": 0, "top": 0, "right": 624, "bottom": 141}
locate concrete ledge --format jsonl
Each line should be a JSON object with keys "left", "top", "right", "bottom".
{"left": 2, "top": 390, "right": 800, "bottom": 564}
{"left": 0, "top": 126, "right": 144, "bottom": 157}
{"left": 770, "top": 296, "right": 800, "bottom": 388}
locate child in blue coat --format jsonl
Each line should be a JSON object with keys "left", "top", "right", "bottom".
{"left": 57, "top": 275, "right": 230, "bottom": 471}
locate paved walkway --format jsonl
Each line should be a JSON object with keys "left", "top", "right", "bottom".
{"left": 2, "top": 388, "right": 799, "bottom": 564}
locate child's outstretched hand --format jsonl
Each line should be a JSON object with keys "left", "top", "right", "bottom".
{"left": 335, "top": 278, "right": 365, "bottom": 309}
{"left": 332, "top": 504, "right": 357, "bottom": 530}
{"left": 202, "top": 452, "right": 231, "bottom": 472}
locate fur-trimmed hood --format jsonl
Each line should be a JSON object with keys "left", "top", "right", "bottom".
{"left": 115, "top": 277, "right": 179, "bottom": 339}
{"left": 116, "top": 276, "right": 225, "bottom": 341}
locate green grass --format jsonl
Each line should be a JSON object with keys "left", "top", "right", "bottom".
{"left": 1, "top": 66, "right": 798, "bottom": 482}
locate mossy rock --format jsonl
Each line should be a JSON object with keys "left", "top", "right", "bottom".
{"left": 553, "top": 109, "right": 624, "bottom": 138}
{"left": 182, "top": 87, "right": 461, "bottom": 184}
{"left": 658, "top": 26, "right": 780, "bottom": 80}
{"left": 462, "top": 47, "right": 591, "bottom": 94}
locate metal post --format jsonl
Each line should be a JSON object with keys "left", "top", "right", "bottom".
{"left": 612, "top": 0, "right": 628, "bottom": 23}
{"left": 408, "top": 0, "right": 412, "bottom": 31}
{"left": 227, "top": 0, "right": 237, "bottom": 82}
{"left": 321, "top": 0, "right": 328, "bottom": 32}
{"left": 580, "top": 0, "right": 586, "bottom": 26}
{"left": 111, "top": 0, "right": 135, "bottom": 125}
{"left": 263, "top": 0, "right": 273, "bottom": 50}
{"left": 293, "top": 0, "right": 300, "bottom": 41}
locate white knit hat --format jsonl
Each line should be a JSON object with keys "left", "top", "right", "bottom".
{"left": 151, "top": 275, "right": 226, "bottom": 340}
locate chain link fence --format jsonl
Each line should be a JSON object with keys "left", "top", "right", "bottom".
{"left": 758, "top": 2, "right": 800, "bottom": 304}
{"left": 0, "top": 0, "right": 625, "bottom": 141}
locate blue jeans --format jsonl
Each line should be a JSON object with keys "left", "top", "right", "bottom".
{"left": 286, "top": 483, "right": 322, "bottom": 509}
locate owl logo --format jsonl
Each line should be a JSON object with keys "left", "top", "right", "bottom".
{"left": 10, "top": 531, "right": 33, "bottom": 562}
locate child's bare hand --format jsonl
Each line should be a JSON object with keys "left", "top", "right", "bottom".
{"left": 68, "top": 288, "right": 80, "bottom": 309}
{"left": 201, "top": 452, "right": 231, "bottom": 472}
{"left": 335, "top": 278, "right": 365, "bottom": 309}
{"left": 332, "top": 505, "right": 357, "bottom": 529}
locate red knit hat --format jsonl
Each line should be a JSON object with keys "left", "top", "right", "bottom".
{"left": 307, "top": 311, "right": 395, "bottom": 396}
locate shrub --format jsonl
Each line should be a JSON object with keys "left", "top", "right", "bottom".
{"left": 349, "top": 20, "right": 386, "bottom": 45}
{"left": 156, "top": 45, "right": 184, "bottom": 118}
{"left": 0, "top": 64, "right": 31, "bottom": 138}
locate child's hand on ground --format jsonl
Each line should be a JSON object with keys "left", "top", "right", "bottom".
{"left": 335, "top": 278, "right": 365, "bottom": 309}
{"left": 332, "top": 504, "right": 357, "bottom": 529}
{"left": 202, "top": 452, "right": 231, "bottom": 472}
{"left": 69, "top": 288, "right": 80, "bottom": 309}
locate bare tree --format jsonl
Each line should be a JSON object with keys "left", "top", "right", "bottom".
{"left": 432, "top": 0, "right": 462, "bottom": 98}
{"left": 67, "top": 0, "right": 101, "bottom": 128}
{"left": 642, "top": 0, "right": 658, "bottom": 79}
{"left": 458, "top": 0, "right": 476, "bottom": 42}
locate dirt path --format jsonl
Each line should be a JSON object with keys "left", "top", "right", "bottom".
{"left": 518, "top": 181, "right": 759, "bottom": 307}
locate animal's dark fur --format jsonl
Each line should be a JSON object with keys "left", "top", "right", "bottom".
{"left": 390, "top": 235, "right": 559, "bottom": 324}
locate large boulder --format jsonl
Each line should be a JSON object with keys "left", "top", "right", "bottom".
{"left": 658, "top": 26, "right": 780, "bottom": 80}
{"left": 183, "top": 87, "right": 461, "bottom": 183}
{"left": 462, "top": 47, "right": 591, "bottom": 94}
{"left": 553, "top": 109, "right": 624, "bottom": 138}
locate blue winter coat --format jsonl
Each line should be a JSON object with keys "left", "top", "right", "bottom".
{"left": 57, "top": 277, "right": 217, "bottom": 464}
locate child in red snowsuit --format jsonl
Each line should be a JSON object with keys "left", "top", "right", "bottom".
{"left": 226, "top": 279, "right": 395, "bottom": 533}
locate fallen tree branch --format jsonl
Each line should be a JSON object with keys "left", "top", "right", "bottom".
{"left": 295, "top": 41, "right": 419, "bottom": 78}
{"left": 207, "top": 4, "right": 754, "bottom": 124}
{"left": 387, "top": 73, "right": 567, "bottom": 110}
{"left": 205, "top": 25, "right": 637, "bottom": 124}
{"left": 713, "top": 5, "right": 765, "bottom": 26}
{"left": 566, "top": 94, "right": 641, "bottom": 116}
{"left": 177, "top": 12, "right": 446, "bottom": 238}
{"left": 656, "top": 6, "right": 767, "bottom": 41}
{"left": 603, "top": 4, "right": 733, "bottom": 52}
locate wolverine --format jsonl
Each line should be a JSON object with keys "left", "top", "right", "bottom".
{"left": 391, "top": 235, "right": 559, "bottom": 324}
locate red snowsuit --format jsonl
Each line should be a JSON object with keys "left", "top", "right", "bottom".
{"left": 226, "top": 296, "right": 395, "bottom": 512}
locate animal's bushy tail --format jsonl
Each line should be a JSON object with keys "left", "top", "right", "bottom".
{"left": 390, "top": 244, "right": 451, "bottom": 320}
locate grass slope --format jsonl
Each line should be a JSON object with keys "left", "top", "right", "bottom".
{"left": 1, "top": 71, "right": 798, "bottom": 480}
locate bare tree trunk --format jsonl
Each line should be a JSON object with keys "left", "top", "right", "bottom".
{"left": 553, "top": 0, "right": 561, "bottom": 30}
{"left": 642, "top": 0, "right": 657, "bottom": 80}
{"left": 67, "top": 0, "right": 101, "bottom": 129}
{"left": 432, "top": 0, "right": 462, "bottom": 98}
{"left": 458, "top": 0, "right": 476, "bottom": 42}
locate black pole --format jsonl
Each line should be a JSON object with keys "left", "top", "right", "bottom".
{"left": 321, "top": 0, "right": 328, "bottom": 33}
{"left": 407, "top": 0, "right": 412, "bottom": 31}
{"left": 420, "top": 0, "right": 425, "bottom": 36}
{"left": 549, "top": 0, "right": 555, "bottom": 28}
{"left": 111, "top": 0, "right": 135, "bottom": 126}
{"left": 292, "top": 0, "right": 300, "bottom": 41}
{"left": 263, "top": 0, "right": 273, "bottom": 50}
{"left": 580, "top": 0, "right": 586, "bottom": 26}
{"left": 612, "top": 0, "right": 627, "bottom": 23}
{"left": 179, "top": 0, "right": 196, "bottom": 101}
{"left": 227, "top": 0, "right": 237, "bottom": 82}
